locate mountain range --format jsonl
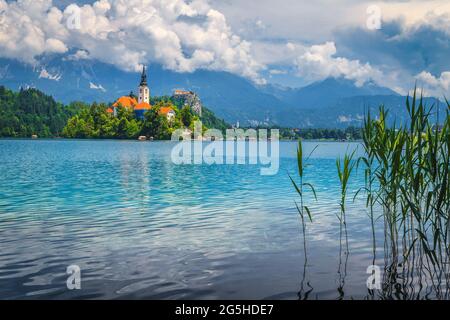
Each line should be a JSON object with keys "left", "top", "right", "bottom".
{"left": 0, "top": 55, "right": 445, "bottom": 128}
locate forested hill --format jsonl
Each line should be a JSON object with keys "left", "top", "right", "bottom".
{"left": 0, "top": 86, "right": 79, "bottom": 137}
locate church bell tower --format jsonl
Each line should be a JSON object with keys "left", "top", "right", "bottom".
{"left": 138, "top": 66, "right": 150, "bottom": 104}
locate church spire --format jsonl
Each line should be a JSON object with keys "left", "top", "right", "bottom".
{"left": 138, "top": 65, "right": 150, "bottom": 104}
{"left": 140, "top": 65, "right": 147, "bottom": 86}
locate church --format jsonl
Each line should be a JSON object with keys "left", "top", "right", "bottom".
{"left": 108, "top": 66, "right": 175, "bottom": 121}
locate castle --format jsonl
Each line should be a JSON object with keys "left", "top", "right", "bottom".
{"left": 173, "top": 90, "right": 202, "bottom": 117}
{"left": 108, "top": 66, "right": 175, "bottom": 121}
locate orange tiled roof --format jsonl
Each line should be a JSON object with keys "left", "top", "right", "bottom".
{"left": 113, "top": 96, "right": 138, "bottom": 108}
{"left": 134, "top": 102, "right": 152, "bottom": 110}
{"left": 106, "top": 107, "right": 114, "bottom": 114}
{"left": 159, "top": 106, "right": 175, "bottom": 115}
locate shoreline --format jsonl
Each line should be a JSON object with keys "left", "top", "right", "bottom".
{"left": 0, "top": 137, "right": 363, "bottom": 142}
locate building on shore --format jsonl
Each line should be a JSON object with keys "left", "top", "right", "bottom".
{"left": 110, "top": 66, "right": 175, "bottom": 121}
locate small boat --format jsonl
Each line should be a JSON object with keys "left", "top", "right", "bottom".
{"left": 138, "top": 136, "right": 147, "bottom": 141}
{"left": 31, "top": 135, "right": 38, "bottom": 139}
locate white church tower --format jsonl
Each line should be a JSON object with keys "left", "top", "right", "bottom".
{"left": 138, "top": 66, "right": 150, "bottom": 104}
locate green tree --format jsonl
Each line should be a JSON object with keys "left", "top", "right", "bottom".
{"left": 0, "top": 86, "right": 79, "bottom": 138}
{"left": 180, "top": 105, "right": 192, "bottom": 127}
{"left": 141, "top": 108, "right": 169, "bottom": 139}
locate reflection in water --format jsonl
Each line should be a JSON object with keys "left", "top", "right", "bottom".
{"left": 297, "top": 213, "right": 313, "bottom": 300}
{"left": 119, "top": 147, "right": 151, "bottom": 214}
{"left": 298, "top": 253, "right": 313, "bottom": 300}
{"left": 336, "top": 228, "right": 349, "bottom": 300}
{"left": 296, "top": 206, "right": 450, "bottom": 300}
{"left": 372, "top": 241, "right": 450, "bottom": 300}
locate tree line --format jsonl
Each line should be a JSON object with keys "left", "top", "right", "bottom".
{"left": 247, "top": 126, "right": 362, "bottom": 140}
{"left": 280, "top": 127, "right": 362, "bottom": 140}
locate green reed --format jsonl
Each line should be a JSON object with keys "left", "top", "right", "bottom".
{"left": 290, "top": 140, "right": 317, "bottom": 252}
{"left": 292, "top": 88, "right": 450, "bottom": 298}
{"left": 290, "top": 140, "right": 318, "bottom": 299}
{"left": 359, "top": 110, "right": 378, "bottom": 263}
{"left": 337, "top": 150, "right": 357, "bottom": 227}
{"left": 357, "top": 89, "right": 450, "bottom": 297}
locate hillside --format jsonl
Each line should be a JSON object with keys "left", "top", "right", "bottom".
{"left": 0, "top": 86, "right": 80, "bottom": 137}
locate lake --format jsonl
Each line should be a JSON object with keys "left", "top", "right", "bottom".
{"left": 0, "top": 139, "right": 392, "bottom": 299}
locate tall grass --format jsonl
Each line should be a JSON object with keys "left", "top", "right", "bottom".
{"left": 290, "top": 140, "right": 317, "bottom": 299}
{"left": 336, "top": 149, "right": 356, "bottom": 299}
{"left": 336, "top": 149, "right": 357, "bottom": 247}
{"left": 357, "top": 89, "right": 450, "bottom": 298}
{"left": 292, "top": 88, "right": 450, "bottom": 299}
{"left": 290, "top": 140, "right": 317, "bottom": 249}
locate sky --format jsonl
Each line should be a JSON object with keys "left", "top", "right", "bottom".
{"left": 0, "top": 0, "right": 449, "bottom": 96}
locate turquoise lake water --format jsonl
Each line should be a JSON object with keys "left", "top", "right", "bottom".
{"left": 0, "top": 139, "right": 387, "bottom": 299}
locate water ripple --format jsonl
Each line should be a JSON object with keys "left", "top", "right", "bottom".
{"left": 0, "top": 140, "right": 381, "bottom": 299}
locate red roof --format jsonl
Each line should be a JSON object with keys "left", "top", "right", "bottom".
{"left": 134, "top": 102, "right": 152, "bottom": 110}
{"left": 159, "top": 106, "right": 175, "bottom": 115}
{"left": 113, "top": 96, "right": 137, "bottom": 108}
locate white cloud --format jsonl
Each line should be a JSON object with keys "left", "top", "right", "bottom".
{"left": 415, "top": 71, "right": 450, "bottom": 97}
{"left": 250, "top": 41, "right": 301, "bottom": 66}
{"left": 376, "top": 1, "right": 450, "bottom": 32}
{"left": 65, "top": 49, "right": 91, "bottom": 61}
{"left": 212, "top": 0, "right": 450, "bottom": 42}
{"left": 255, "top": 19, "right": 265, "bottom": 30}
{"left": 0, "top": 0, "right": 265, "bottom": 84}
{"left": 251, "top": 39, "right": 407, "bottom": 90}
{"left": 45, "top": 38, "right": 68, "bottom": 53}
{"left": 211, "top": 0, "right": 363, "bottom": 42}
{"left": 2, "top": 0, "right": 449, "bottom": 93}
{"left": 209, "top": 0, "right": 450, "bottom": 92}
{"left": 293, "top": 41, "right": 383, "bottom": 86}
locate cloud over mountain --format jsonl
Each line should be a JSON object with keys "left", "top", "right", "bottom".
{"left": 0, "top": 0, "right": 265, "bottom": 83}
{"left": 334, "top": 13, "right": 450, "bottom": 97}
{"left": 416, "top": 71, "right": 450, "bottom": 97}
{"left": 291, "top": 41, "right": 383, "bottom": 87}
